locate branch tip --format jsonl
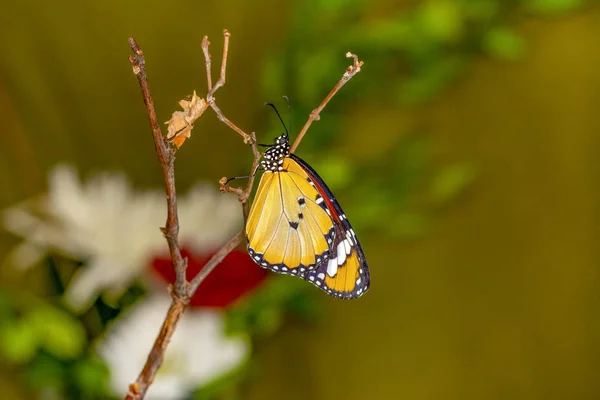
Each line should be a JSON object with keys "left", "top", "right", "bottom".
{"left": 129, "top": 37, "right": 142, "bottom": 54}
{"left": 290, "top": 51, "right": 363, "bottom": 152}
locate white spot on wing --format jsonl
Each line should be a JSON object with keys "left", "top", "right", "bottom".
{"left": 326, "top": 258, "right": 338, "bottom": 277}
{"left": 336, "top": 242, "right": 346, "bottom": 266}
{"left": 344, "top": 239, "right": 351, "bottom": 255}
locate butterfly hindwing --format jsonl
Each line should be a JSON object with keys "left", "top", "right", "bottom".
{"left": 289, "top": 154, "right": 370, "bottom": 299}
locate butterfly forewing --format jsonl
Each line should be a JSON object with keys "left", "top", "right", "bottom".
{"left": 246, "top": 158, "right": 333, "bottom": 275}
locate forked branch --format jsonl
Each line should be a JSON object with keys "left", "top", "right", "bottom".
{"left": 124, "top": 31, "right": 255, "bottom": 400}
{"left": 124, "top": 30, "right": 362, "bottom": 400}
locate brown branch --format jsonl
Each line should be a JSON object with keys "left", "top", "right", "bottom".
{"left": 208, "top": 30, "right": 230, "bottom": 97}
{"left": 202, "top": 30, "right": 260, "bottom": 221}
{"left": 219, "top": 131, "right": 260, "bottom": 221}
{"left": 189, "top": 231, "right": 245, "bottom": 293}
{"left": 128, "top": 38, "right": 187, "bottom": 297}
{"left": 201, "top": 30, "right": 253, "bottom": 144}
{"left": 125, "top": 31, "right": 259, "bottom": 400}
{"left": 126, "top": 37, "right": 190, "bottom": 400}
{"left": 241, "top": 133, "right": 261, "bottom": 221}
{"left": 124, "top": 300, "right": 186, "bottom": 400}
{"left": 290, "top": 52, "right": 363, "bottom": 153}
{"left": 201, "top": 36, "right": 213, "bottom": 93}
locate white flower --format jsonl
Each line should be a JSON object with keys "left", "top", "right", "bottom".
{"left": 2, "top": 164, "right": 241, "bottom": 311}
{"left": 98, "top": 294, "right": 248, "bottom": 399}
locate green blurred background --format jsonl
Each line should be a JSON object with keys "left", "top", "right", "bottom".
{"left": 2, "top": 0, "right": 600, "bottom": 399}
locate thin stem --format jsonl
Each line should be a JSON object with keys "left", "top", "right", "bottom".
{"left": 290, "top": 52, "right": 363, "bottom": 153}
{"left": 211, "top": 101, "right": 254, "bottom": 143}
{"left": 128, "top": 38, "right": 187, "bottom": 297}
{"left": 189, "top": 231, "right": 244, "bottom": 294}
{"left": 125, "top": 301, "right": 186, "bottom": 400}
{"left": 126, "top": 38, "right": 190, "bottom": 400}
{"left": 209, "top": 29, "right": 230, "bottom": 97}
{"left": 201, "top": 30, "right": 253, "bottom": 143}
{"left": 242, "top": 132, "right": 261, "bottom": 222}
{"left": 218, "top": 132, "right": 259, "bottom": 223}
{"left": 201, "top": 36, "right": 212, "bottom": 93}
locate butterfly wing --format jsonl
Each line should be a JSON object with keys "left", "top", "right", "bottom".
{"left": 246, "top": 161, "right": 334, "bottom": 275}
{"left": 246, "top": 154, "right": 370, "bottom": 299}
{"left": 289, "top": 154, "right": 370, "bottom": 299}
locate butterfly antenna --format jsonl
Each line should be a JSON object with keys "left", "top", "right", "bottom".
{"left": 282, "top": 95, "right": 292, "bottom": 134}
{"left": 265, "top": 102, "right": 289, "bottom": 137}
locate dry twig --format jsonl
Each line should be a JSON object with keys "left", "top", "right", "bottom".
{"left": 128, "top": 38, "right": 188, "bottom": 298}
{"left": 125, "top": 30, "right": 255, "bottom": 400}
{"left": 290, "top": 52, "right": 363, "bottom": 153}
{"left": 124, "top": 30, "right": 363, "bottom": 399}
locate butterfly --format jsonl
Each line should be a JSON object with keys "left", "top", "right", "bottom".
{"left": 245, "top": 107, "right": 370, "bottom": 299}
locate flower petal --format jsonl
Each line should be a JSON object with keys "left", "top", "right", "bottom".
{"left": 98, "top": 295, "right": 248, "bottom": 399}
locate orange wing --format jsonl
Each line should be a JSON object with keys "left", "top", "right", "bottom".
{"left": 246, "top": 156, "right": 370, "bottom": 299}
{"left": 288, "top": 154, "right": 370, "bottom": 299}
{"left": 246, "top": 158, "right": 334, "bottom": 275}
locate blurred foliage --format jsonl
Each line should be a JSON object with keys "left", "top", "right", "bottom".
{"left": 191, "top": 361, "right": 249, "bottom": 400}
{"left": 0, "top": 287, "right": 111, "bottom": 399}
{"left": 226, "top": 276, "right": 321, "bottom": 338}
{"left": 525, "top": 0, "right": 586, "bottom": 13}
{"left": 0, "top": 252, "right": 316, "bottom": 399}
{"left": 0, "top": 291, "right": 85, "bottom": 364}
{"left": 260, "top": 0, "right": 593, "bottom": 240}
{"left": 263, "top": 0, "right": 596, "bottom": 109}
{"left": 430, "top": 162, "right": 477, "bottom": 205}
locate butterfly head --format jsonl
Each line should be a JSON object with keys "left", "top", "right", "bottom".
{"left": 261, "top": 134, "right": 290, "bottom": 172}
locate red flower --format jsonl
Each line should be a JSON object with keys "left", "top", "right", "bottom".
{"left": 151, "top": 248, "right": 269, "bottom": 308}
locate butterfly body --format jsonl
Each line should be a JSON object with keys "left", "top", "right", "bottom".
{"left": 246, "top": 134, "right": 370, "bottom": 299}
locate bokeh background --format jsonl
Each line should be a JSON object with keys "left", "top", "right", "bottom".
{"left": 1, "top": 0, "right": 600, "bottom": 399}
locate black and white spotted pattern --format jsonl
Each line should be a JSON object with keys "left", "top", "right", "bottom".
{"left": 289, "top": 153, "right": 370, "bottom": 299}
{"left": 260, "top": 135, "right": 290, "bottom": 172}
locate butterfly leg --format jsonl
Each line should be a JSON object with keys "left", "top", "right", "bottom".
{"left": 224, "top": 163, "right": 262, "bottom": 185}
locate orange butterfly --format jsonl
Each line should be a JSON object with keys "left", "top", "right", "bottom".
{"left": 245, "top": 109, "right": 370, "bottom": 299}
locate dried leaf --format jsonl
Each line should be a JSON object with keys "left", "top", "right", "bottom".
{"left": 165, "top": 91, "right": 208, "bottom": 148}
